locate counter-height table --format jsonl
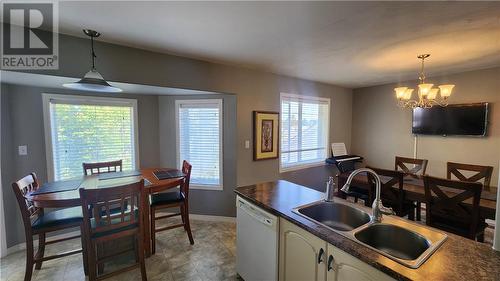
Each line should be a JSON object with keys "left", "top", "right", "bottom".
{"left": 337, "top": 172, "right": 497, "bottom": 220}
{"left": 27, "top": 167, "right": 185, "bottom": 257}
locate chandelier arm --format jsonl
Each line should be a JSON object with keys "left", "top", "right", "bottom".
{"left": 398, "top": 100, "right": 408, "bottom": 108}
{"left": 422, "top": 98, "right": 448, "bottom": 107}
{"left": 432, "top": 98, "right": 449, "bottom": 107}
{"left": 403, "top": 100, "right": 419, "bottom": 108}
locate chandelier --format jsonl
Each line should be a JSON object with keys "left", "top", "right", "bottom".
{"left": 394, "top": 54, "right": 454, "bottom": 108}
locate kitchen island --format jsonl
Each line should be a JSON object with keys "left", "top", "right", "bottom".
{"left": 235, "top": 180, "right": 500, "bottom": 281}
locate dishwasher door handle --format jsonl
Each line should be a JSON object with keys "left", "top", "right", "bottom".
{"left": 238, "top": 200, "right": 274, "bottom": 227}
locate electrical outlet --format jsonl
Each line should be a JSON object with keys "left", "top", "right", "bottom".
{"left": 245, "top": 140, "right": 250, "bottom": 149}
{"left": 18, "top": 145, "right": 28, "bottom": 156}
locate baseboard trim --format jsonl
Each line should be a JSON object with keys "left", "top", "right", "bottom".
{"left": 157, "top": 211, "right": 235, "bottom": 223}
{"left": 190, "top": 213, "right": 235, "bottom": 222}
{"left": 4, "top": 230, "right": 81, "bottom": 257}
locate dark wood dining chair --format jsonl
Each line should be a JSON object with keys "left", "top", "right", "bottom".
{"left": 12, "top": 173, "right": 88, "bottom": 281}
{"left": 83, "top": 159, "right": 128, "bottom": 214}
{"left": 395, "top": 156, "right": 428, "bottom": 179}
{"left": 423, "top": 175, "right": 486, "bottom": 242}
{"left": 367, "top": 167, "right": 416, "bottom": 220}
{"left": 79, "top": 180, "right": 147, "bottom": 281}
{"left": 83, "top": 160, "right": 123, "bottom": 176}
{"left": 395, "top": 156, "right": 428, "bottom": 220}
{"left": 447, "top": 162, "right": 494, "bottom": 191}
{"left": 83, "top": 159, "right": 127, "bottom": 265}
{"left": 150, "top": 161, "right": 194, "bottom": 254}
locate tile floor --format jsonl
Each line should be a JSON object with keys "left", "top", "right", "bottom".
{"left": 0, "top": 218, "right": 237, "bottom": 281}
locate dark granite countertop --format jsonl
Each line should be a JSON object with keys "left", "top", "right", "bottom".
{"left": 235, "top": 180, "right": 500, "bottom": 281}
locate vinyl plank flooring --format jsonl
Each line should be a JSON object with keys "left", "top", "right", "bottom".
{"left": 0, "top": 219, "right": 237, "bottom": 281}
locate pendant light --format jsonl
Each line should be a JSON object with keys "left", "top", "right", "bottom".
{"left": 63, "top": 29, "right": 122, "bottom": 93}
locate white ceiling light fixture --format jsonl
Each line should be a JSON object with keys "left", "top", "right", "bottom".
{"left": 395, "top": 54, "right": 454, "bottom": 109}
{"left": 63, "top": 29, "right": 122, "bottom": 93}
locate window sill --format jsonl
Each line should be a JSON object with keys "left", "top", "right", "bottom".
{"left": 279, "top": 161, "right": 326, "bottom": 173}
{"left": 190, "top": 184, "right": 223, "bottom": 191}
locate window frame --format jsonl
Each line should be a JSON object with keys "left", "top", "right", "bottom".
{"left": 175, "top": 99, "right": 224, "bottom": 191}
{"left": 279, "top": 93, "right": 331, "bottom": 173}
{"left": 42, "top": 93, "right": 140, "bottom": 181}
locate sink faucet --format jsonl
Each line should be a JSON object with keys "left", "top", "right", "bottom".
{"left": 340, "top": 168, "right": 395, "bottom": 223}
{"left": 324, "top": 176, "right": 335, "bottom": 202}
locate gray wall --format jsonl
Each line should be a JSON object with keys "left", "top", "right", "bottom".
{"left": 0, "top": 83, "right": 160, "bottom": 247}
{"left": 217, "top": 68, "right": 353, "bottom": 187}
{"left": 351, "top": 67, "right": 500, "bottom": 187}
{"left": 1, "top": 84, "right": 17, "bottom": 248}
{"left": 158, "top": 95, "right": 238, "bottom": 216}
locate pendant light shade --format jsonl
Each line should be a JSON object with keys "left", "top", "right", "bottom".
{"left": 63, "top": 29, "right": 122, "bottom": 93}
{"left": 63, "top": 69, "right": 122, "bottom": 93}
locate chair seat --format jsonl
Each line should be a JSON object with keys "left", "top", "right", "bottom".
{"left": 150, "top": 192, "right": 184, "bottom": 207}
{"left": 32, "top": 207, "right": 83, "bottom": 230}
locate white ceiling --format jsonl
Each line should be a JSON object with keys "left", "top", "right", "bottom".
{"left": 54, "top": 1, "right": 500, "bottom": 87}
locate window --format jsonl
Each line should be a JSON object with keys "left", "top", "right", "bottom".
{"left": 43, "top": 94, "right": 139, "bottom": 181}
{"left": 280, "top": 93, "right": 330, "bottom": 171}
{"left": 176, "top": 99, "right": 223, "bottom": 190}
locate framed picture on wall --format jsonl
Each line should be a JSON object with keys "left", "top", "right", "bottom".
{"left": 253, "top": 111, "right": 279, "bottom": 161}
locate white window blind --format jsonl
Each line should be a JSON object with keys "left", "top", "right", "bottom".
{"left": 176, "top": 99, "right": 223, "bottom": 189}
{"left": 280, "top": 94, "right": 330, "bottom": 170}
{"left": 44, "top": 95, "right": 138, "bottom": 181}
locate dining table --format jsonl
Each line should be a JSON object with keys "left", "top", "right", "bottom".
{"left": 337, "top": 172, "right": 497, "bottom": 220}
{"left": 27, "top": 167, "right": 185, "bottom": 257}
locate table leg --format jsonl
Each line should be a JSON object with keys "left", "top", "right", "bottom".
{"left": 143, "top": 192, "right": 151, "bottom": 257}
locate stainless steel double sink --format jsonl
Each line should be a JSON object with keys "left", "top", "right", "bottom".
{"left": 293, "top": 200, "right": 448, "bottom": 269}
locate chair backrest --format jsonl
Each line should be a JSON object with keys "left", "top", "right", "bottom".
{"left": 12, "top": 173, "right": 42, "bottom": 232}
{"left": 180, "top": 160, "right": 192, "bottom": 199}
{"left": 83, "top": 160, "right": 123, "bottom": 176}
{"left": 395, "top": 156, "right": 428, "bottom": 179}
{"left": 367, "top": 167, "right": 405, "bottom": 212}
{"left": 447, "top": 162, "right": 494, "bottom": 191}
{"left": 79, "top": 180, "right": 144, "bottom": 238}
{"left": 423, "top": 175, "right": 482, "bottom": 239}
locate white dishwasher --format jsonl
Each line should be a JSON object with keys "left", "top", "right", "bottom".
{"left": 236, "top": 195, "right": 278, "bottom": 281}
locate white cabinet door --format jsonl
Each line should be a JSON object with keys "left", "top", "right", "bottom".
{"left": 327, "top": 244, "right": 394, "bottom": 281}
{"left": 279, "top": 218, "right": 327, "bottom": 281}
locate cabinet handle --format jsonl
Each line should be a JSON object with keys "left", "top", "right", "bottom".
{"left": 318, "top": 248, "right": 325, "bottom": 264}
{"left": 327, "top": 255, "right": 335, "bottom": 271}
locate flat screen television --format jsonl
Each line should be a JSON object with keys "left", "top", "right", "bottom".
{"left": 412, "top": 103, "right": 489, "bottom": 136}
